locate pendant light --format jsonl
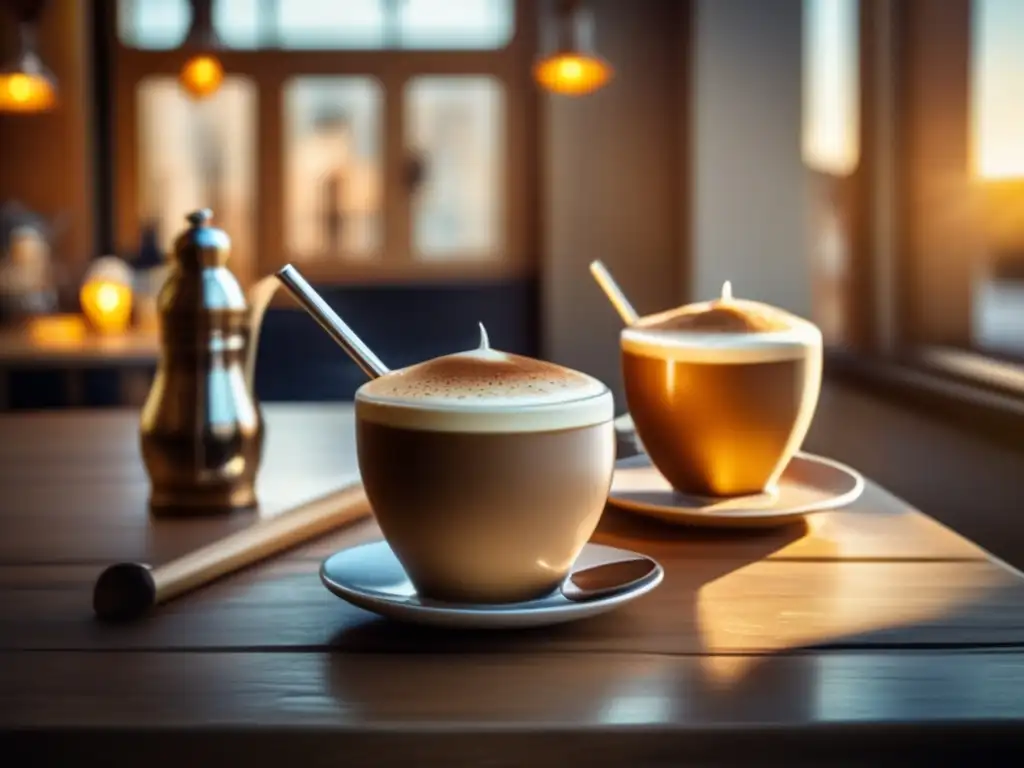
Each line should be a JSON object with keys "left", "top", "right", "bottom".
{"left": 534, "top": 0, "right": 612, "bottom": 97}
{"left": 179, "top": 0, "right": 224, "bottom": 100}
{"left": 0, "top": 0, "right": 57, "bottom": 113}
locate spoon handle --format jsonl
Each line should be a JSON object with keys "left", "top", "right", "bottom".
{"left": 561, "top": 557, "right": 662, "bottom": 602}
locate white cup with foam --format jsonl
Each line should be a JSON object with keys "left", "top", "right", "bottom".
{"left": 354, "top": 324, "right": 615, "bottom": 605}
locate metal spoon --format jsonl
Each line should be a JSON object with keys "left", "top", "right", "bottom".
{"left": 561, "top": 555, "right": 662, "bottom": 602}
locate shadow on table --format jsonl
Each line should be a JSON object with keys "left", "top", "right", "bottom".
{"left": 322, "top": 566, "right": 822, "bottom": 744}
{"left": 592, "top": 504, "right": 813, "bottom": 554}
{"left": 324, "top": 512, "right": 813, "bottom": 729}
{"left": 326, "top": 510, "right": 808, "bottom": 655}
{"left": 320, "top": 494, "right": 1024, "bottom": 738}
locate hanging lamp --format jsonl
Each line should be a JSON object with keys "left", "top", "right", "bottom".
{"left": 533, "top": 0, "right": 612, "bottom": 97}
{"left": 179, "top": 0, "right": 224, "bottom": 100}
{"left": 0, "top": 0, "right": 58, "bottom": 113}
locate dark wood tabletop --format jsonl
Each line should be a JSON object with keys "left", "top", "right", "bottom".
{"left": 2, "top": 384, "right": 1024, "bottom": 767}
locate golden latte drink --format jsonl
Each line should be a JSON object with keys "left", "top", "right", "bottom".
{"left": 355, "top": 328, "right": 615, "bottom": 604}
{"left": 621, "top": 284, "right": 822, "bottom": 498}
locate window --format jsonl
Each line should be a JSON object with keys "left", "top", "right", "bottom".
{"left": 118, "top": 0, "right": 515, "bottom": 50}
{"left": 283, "top": 77, "right": 384, "bottom": 260}
{"left": 111, "top": 0, "right": 533, "bottom": 284}
{"left": 887, "top": 0, "right": 1024, "bottom": 371}
{"left": 802, "top": 0, "right": 860, "bottom": 177}
{"left": 802, "top": 0, "right": 862, "bottom": 347}
{"left": 811, "top": 0, "right": 1024, "bottom": 401}
{"left": 967, "top": 0, "right": 1024, "bottom": 361}
{"left": 971, "top": 0, "right": 1024, "bottom": 180}
{"left": 406, "top": 76, "right": 505, "bottom": 260}
{"left": 135, "top": 76, "right": 257, "bottom": 280}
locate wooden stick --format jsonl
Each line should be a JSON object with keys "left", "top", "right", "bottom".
{"left": 93, "top": 482, "right": 372, "bottom": 621}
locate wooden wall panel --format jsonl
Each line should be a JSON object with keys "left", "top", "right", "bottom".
{"left": 0, "top": 0, "right": 94, "bottom": 284}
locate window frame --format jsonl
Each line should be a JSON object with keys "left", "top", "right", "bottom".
{"left": 822, "top": 0, "right": 1024, "bottom": 445}
{"left": 105, "top": 0, "right": 538, "bottom": 288}
{"left": 803, "top": 0, "right": 879, "bottom": 354}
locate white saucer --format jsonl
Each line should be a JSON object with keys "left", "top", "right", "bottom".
{"left": 320, "top": 540, "right": 663, "bottom": 629}
{"left": 608, "top": 452, "right": 865, "bottom": 529}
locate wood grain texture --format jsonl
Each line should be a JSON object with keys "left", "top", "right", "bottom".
{"left": 0, "top": 398, "right": 988, "bottom": 564}
{"left": 3, "top": 558, "right": 1022, "bottom": 654}
{"left": 3, "top": 651, "right": 1024, "bottom": 766}
{"left": 2, "top": 386, "right": 1024, "bottom": 763}
{"left": 6, "top": 649, "right": 1024, "bottom": 728}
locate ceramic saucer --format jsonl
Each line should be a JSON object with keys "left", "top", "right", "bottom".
{"left": 320, "top": 540, "right": 663, "bottom": 629}
{"left": 608, "top": 452, "right": 865, "bottom": 529}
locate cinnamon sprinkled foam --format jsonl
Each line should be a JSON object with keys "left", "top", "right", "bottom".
{"left": 621, "top": 282, "right": 822, "bottom": 364}
{"left": 356, "top": 323, "right": 612, "bottom": 433}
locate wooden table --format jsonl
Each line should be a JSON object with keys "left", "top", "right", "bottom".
{"left": 0, "top": 322, "right": 158, "bottom": 408}
{"left": 2, "top": 387, "right": 1024, "bottom": 766}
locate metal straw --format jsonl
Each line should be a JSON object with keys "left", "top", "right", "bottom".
{"left": 589, "top": 260, "right": 639, "bottom": 325}
{"left": 275, "top": 264, "right": 390, "bottom": 380}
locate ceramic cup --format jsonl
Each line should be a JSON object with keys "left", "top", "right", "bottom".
{"left": 355, "top": 332, "right": 615, "bottom": 604}
{"left": 620, "top": 283, "right": 823, "bottom": 498}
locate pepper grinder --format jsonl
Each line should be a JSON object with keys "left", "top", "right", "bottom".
{"left": 139, "top": 209, "right": 265, "bottom": 515}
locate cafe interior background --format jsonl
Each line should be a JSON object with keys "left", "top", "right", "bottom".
{"left": 0, "top": 0, "right": 1023, "bottom": 560}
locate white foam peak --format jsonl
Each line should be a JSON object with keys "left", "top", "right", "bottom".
{"left": 623, "top": 297, "right": 823, "bottom": 364}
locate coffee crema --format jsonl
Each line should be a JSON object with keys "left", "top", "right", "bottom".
{"left": 356, "top": 323, "right": 613, "bottom": 433}
{"left": 621, "top": 282, "right": 821, "bottom": 364}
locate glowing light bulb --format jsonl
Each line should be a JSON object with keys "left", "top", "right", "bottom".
{"left": 8, "top": 73, "right": 31, "bottom": 101}
{"left": 180, "top": 54, "right": 224, "bottom": 99}
{"left": 80, "top": 257, "right": 134, "bottom": 335}
{"left": 560, "top": 58, "right": 583, "bottom": 80}
{"left": 0, "top": 71, "right": 57, "bottom": 113}
{"left": 95, "top": 284, "right": 121, "bottom": 314}
{"left": 533, "top": 53, "right": 612, "bottom": 97}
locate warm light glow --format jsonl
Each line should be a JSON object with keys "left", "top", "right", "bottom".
{"left": 696, "top": 560, "right": 986, "bottom": 656}
{"left": 0, "top": 71, "right": 57, "bottom": 113}
{"left": 180, "top": 54, "right": 224, "bottom": 99}
{"left": 80, "top": 257, "right": 134, "bottom": 335}
{"left": 533, "top": 53, "right": 612, "bottom": 96}
{"left": 95, "top": 284, "right": 122, "bottom": 314}
{"left": 81, "top": 281, "right": 133, "bottom": 335}
{"left": 721, "top": 280, "right": 734, "bottom": 302}
{"left": 27, "top": 315, "right": 87, "bottom": 345}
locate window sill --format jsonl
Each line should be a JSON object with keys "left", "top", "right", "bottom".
{"left": 824, "top": 347, "right": 1024, "bottom": 454}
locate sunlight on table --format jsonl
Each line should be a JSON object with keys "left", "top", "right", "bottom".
{"left": 697, "top": 560, "right": 994, "bottom": 660}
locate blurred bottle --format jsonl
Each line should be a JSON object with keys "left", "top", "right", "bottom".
{"left": 132, "top": 218, "right": 169, "bottom": 333}
{"left": 0, "top": 225, "right": 58, "bottom": 321}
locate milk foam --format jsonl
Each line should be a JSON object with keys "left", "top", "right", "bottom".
{"left": 356, "top": 330, "right": 612, "bottom": 433}
{"left": 621, "top": 298, "right": 822, "bottom": 364}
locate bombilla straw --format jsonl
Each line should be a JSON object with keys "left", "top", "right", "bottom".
{"left": 589, "top": 260, "right": 639, "bottom": 325}
{"left": 276, "top": 264, "right": 390, "bottom": 380}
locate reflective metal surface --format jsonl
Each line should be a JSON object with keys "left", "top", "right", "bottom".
{"left": 319, "top": 540, "right": 662, "bottom": 628}
{"left": 139, "top": 209, "right": 264, "bottom": 515}
{"left": 561, "top": 554, "right": 660, "bottom": 602}
{"left": 276, "top": 263, "right": 389, "bottom": 379}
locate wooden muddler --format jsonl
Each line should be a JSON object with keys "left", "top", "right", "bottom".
{"left": 93, "top": 482, "right": 372, "bottom": 621}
